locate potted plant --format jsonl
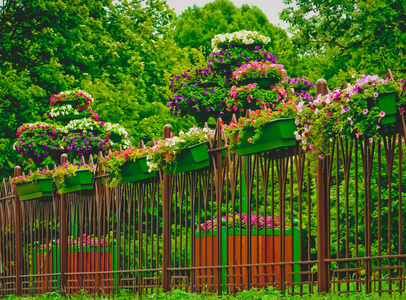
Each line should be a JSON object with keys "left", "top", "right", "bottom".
{"left": 49, "top": 89, "right": 94, "bottom": 110}
{"left": 14, "top": 122, "right": 66, "bottom": 164}
{"left": 147, "top": 127, "right": 213, "bottom": 174}
{"left": 53, "top": 162, "right": 93, "bottom": 194}
{"left": 168, "top": 81, "right": 229, "bottom": 123}
{"left": 33, "top": 234, "right": 117, "bottom": 294}
{"left": 232, "top": 61, "right": 288, "bottom": 89}
{"left": 104, "top": 122, "right": 131, "bottom": 149}
{"left": 61, "top": 131, "right": 109, "bottom": 159}
{"left": 65, "top": 118, "right": 105, "bottom": 135}
{"left": 49, "top": 103, "right": 90, "bottom": 125}
{"left": 225, "top": 103, "right": 298, "bottom": 156}
{"left": 226, "top": 83, "right": 287, "bottom": 114}
{"left": 11, "top": 169, "right": 53, "bottom": 201}
{"left": 211, "top": 30, "right": 271, "bottom": 53}
{"left": 284, "top": 77, "right": 315, "bottom": 102}
{"left": 101, "top": 146, "right": 155, "bottom": 187}
{"left": 207, "top": 47, "right": 278, "bottom": 76}
{"left": 194, "top": 213, "right": 300, "bottom": 291}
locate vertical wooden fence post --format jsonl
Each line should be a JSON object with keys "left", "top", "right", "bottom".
{"left": 60, "top": 154, "right": 69, "bottom": 295}
{"left": 14, "top": 166, "right": 22, "bottom": 296}
{"left": 316, "top": 79, "right": 330, "bottom": 293}
{"left": 162, "top": 125, "right": 172, "bottom": 292}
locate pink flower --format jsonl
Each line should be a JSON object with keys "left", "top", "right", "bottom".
{"left": 400, "top": 108, "right": 404, "bottom": 114}
{"left": 363, "top": 109, "right": 368, "bottom": 114}
{"left": 248, "top": 138, "right": 252, "bottom": 143}
{"left": 379, "top": 111, "right": 385, "bottom": 118}
{"left": 369, "top": 137, "right": 373, "bottom": 144}
{"left": 374, "top": 92, "right": 378, "bottom": 97}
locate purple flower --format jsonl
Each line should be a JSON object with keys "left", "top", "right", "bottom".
{"left": 203, "top": 91, "right": 207, "bottom": 96}
{"left": 210, "top": 88, "right": 215, "bottom": 93}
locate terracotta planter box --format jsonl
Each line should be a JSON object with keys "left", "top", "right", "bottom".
{"left": 165, "top": 142, "right": 210, "bottom": 174}
{"left": 56, "top": 170, "right": 93, "bottom": 194}
{"left": 235, "top": 118, "right": 297, "bottom": 156}
{"left": 33, "top": 245, "right": 117, "bottom": 294}
{"left": 194, "top": 227, "right": 300, "bottom": 292}
{"left": 15, "top": 179, "right": 53, "bottom": 201}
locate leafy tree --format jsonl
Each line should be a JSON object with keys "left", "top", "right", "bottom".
{"left": 280, "top": 0, "right": 406, "bottom": 87}
{"left": 0, "top": 0, "right": 196, "bottom": 179}
{"left": 172, "top": 0, "right": 302, "bottom": 77}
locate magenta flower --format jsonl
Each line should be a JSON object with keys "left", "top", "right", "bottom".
{"left": 400, "top": 108, "right": 404, "bottom": 114}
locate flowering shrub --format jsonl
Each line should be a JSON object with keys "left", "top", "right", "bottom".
{"left": 61, "top": 131, "right": 108, "bottom": 157}
{"left": 53, "top": 162, "right": 93, "bottom": 188}
{"left": 101, "top": 147, "right": 150, "bottom": 187}
{"left": 146, "top": 127, "right": 213, "bottom": 172}
{"left": 211, "top": 30, "right": 271, "bottom": 53}
{"left": 49, "top": 89, "right": 94, "bottom": 110}
{"left": 197, "top": 213, "right": 284, "bottom": 231}
{"left": 14, "top": 122, "right": 65, "bottom": 162}
{"left": 224, "top": 103, "right": 298, "bottom": 149}
{"left": 10, "top": 169, "right": 53, "bottom": 187}
{"left": 232, "top": 61, "right": 287, "bottom": 83}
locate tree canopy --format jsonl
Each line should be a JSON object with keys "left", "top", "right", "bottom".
{"left": 0, "top": 0, "right": 197, "bottom": 178}
{"left": 280, "top": 0, "right": 406, "bottom": 86}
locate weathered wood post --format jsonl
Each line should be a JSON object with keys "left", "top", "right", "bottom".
{"left": 14, "top": 166, "right": 22, "bottom": 296}
{"left": 315, "top": 79, "right": 330, "bottom": 293}
{"left": 162, "top": 125, "right": 172, "bottom": 292}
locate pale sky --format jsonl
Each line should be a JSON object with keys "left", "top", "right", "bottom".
{"left": 165, "top": 0, "right": 290, "bottom": 31}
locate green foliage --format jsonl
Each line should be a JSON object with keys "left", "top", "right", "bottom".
{"left": 280, "top": 0, "right": 406, "bottom": 88}
{"left": 10, "top": 169, "right": 53, "bottom": 185}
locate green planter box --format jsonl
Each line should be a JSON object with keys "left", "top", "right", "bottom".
{"left": 195, "top": 226, "right": 300, "bottom": 291}
{"left": 16, "top": 179, "right": 53, "bottom": 201}
{"left": 239, "top": 77, "right": 279, "bottom": 89}
{"left": 118, "top": 157, "right": 156, "bottom": 184}
{"left": 56, "top": 170, "right": 93, "bottom": 194}
{"left": 165, "top": 142, "right": 210, "bottom": 174}
{"left": 33, "top": 244, "right": 118, "bottom": 293}
{"left": 235, "top": 118, "right": 297, "bottom": 156}
{"left": 375, "top": 91, "right": 397, "bottom": 126}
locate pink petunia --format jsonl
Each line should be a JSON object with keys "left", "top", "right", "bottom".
{"left": 363, "top": 109, "right": 368, "bottom": 114}
{"left": 379, "top": 111, "right": 385, "bottom": 118}
{"left": 374, "top": 92, "right": 378, "bottom": 97}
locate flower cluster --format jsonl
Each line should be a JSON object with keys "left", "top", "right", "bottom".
{"left": 197, "top": 213, "right": 283, "bottom": 231}
{"left": 16, "top": 122, "right": 67, "bottom": 137}
{"left": 49, "top": 104, "right": 90, "bottom": 119}
{"left": 10, "top": 169, "right": 53, "bottom": 187}
{"left": 146, "top": 127, "right": 213, "bottom": 172}
{"left": 50, "top": 89, "right": 94, "bottom": 109}
{"left": 225, "top": 103, "right": 298, "bottom": 148}
{"left": 68, "top": 234, "right": 110, "bottom": 248}
{"left": 226, "top": 83, "right": 289, "bottom": 113}
{"left": 101, "top": 147, "right": 150, "bottom": 187}
{"left": 211, "top": 30, "right": 271, "bottom": 53}
{"left": 65, "top": 118, "right": 105, "bottom": 133}
{"left": 169, "top": 69, "right": 213, "bottom": 94}
{"left": 232, "top": 61, "right": 287, "bottom": 83}
{"left": 61, "top": 131, "right": 108, "bottom": 157}
{"left": 168, "top": 84, "right": 228, "bottom": 116}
